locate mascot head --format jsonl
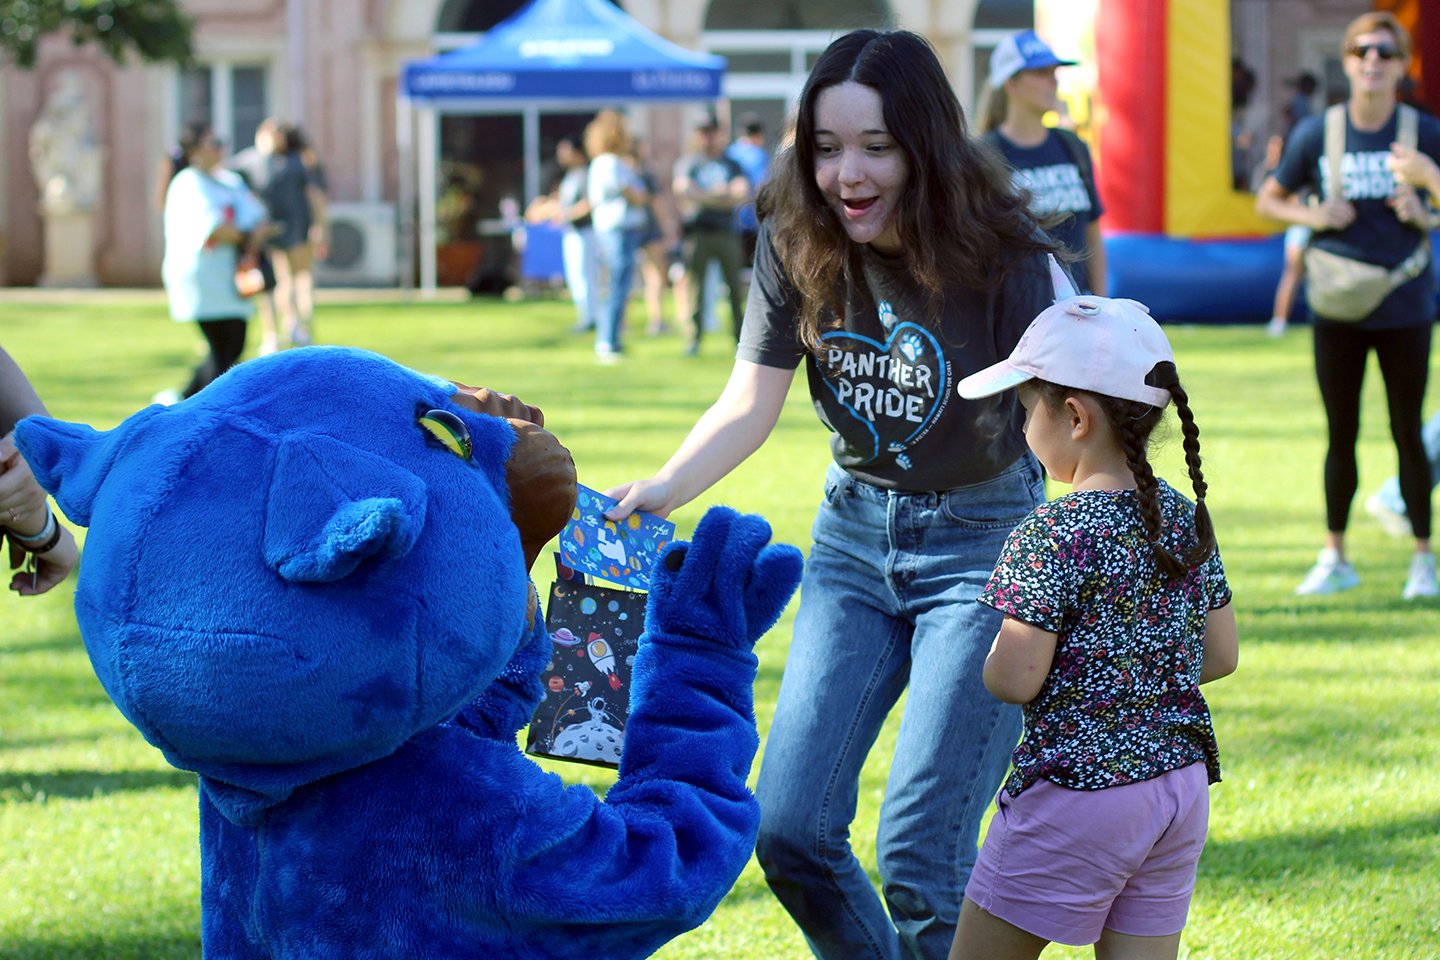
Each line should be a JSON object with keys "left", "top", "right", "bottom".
{"left": 16, "top": 347, "right": 573, "bottom": 819}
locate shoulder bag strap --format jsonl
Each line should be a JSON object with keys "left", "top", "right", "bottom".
{"left": 1323, "top": 103, "right": 1346, "bottom": 203}
{"left": 1394, "top": 104, "right": 1431, "bottom": 271}
{"left": 1399, "top": 104, "right": 1418, "bottom": 151}
{"left": 1054, "top": 128, "right": 1094, "bottom": 183}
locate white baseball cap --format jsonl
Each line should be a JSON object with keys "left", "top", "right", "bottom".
{"left": 957, "top": 295, "right": 1175, "bottom": 407}
{"left": 988, "top": 30, "right": 1078, "bottom": 87}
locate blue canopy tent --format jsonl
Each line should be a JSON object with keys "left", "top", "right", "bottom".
{"left": 398, "top": 0, "right": 726, "bottom": 292}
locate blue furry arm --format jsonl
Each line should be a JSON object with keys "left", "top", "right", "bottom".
{"left": 489, "top": 640, "right": 763, "bottom": 954}
{"left": 453, "top": 592, "right": 551, "bottom": 741}
{"left": 497, "top": 508, "right": 803, "bottom": 947}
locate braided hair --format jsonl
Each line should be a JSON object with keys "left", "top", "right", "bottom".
{"left": 1031, "top": 361, "right": 1215, "bottom": 578}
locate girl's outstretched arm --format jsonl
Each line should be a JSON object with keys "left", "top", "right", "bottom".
{"left": 605, "top": 359, "right": 795, "bottom": 520}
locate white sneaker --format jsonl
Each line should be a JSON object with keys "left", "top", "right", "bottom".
{"left": 1266, "top": 316, "right": 1287, "bottom": 337}
{"left": 150, "top": 388, "right": 182, "bottom": 407}
{"left": 1402, "top": 552, "right": 1438, "bottom": 600}
{"left": 1295, "top": 548, "right": 1360, "bottom": 595}
{"left": 1365, "top": 494, "right": 1413, "bottom": 538}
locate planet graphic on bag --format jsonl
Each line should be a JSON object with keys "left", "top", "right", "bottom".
{"left": 551, "top": 698, "right": 624, "bottom": 764}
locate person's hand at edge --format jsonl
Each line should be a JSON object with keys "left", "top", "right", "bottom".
{"left": 0, "top": 433, "right": 50, "bottom": 534}
{"left": 10, "top": 524, "right": 78, "bottom": 596}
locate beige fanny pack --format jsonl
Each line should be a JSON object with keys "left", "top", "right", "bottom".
{"left": 1303, "top": 103, "right": 1430, "bottom": 322}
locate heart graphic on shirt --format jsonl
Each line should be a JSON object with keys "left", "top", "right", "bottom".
{"left": 815, "top": 321, "right": 947, "bottom": 465}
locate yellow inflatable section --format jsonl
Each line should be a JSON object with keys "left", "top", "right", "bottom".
{"left": 1164, "top": 0, "right": 1276, "bottom": 236}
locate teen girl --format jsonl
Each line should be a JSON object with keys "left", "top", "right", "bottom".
{"left": 606, "top": 28, "right": 1062, "bottom": 960}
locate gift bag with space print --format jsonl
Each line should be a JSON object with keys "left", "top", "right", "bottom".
{"left": 525, "top": 561, "right": 646, "bottom": 769}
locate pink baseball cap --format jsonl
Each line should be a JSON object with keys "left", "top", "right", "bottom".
{"left": 957, "top": 295, "right": 1175, "bottom": 407}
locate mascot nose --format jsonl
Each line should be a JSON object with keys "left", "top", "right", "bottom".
{"left": 505, "top": 420, "right": 577, "bottom": 572}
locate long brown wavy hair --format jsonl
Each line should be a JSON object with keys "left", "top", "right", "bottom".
{"left": 1030, "top": 362, "right": 1217, "bottom": 579}
{"left": 756, "top": 29, "right": 1060, "bottom": 352}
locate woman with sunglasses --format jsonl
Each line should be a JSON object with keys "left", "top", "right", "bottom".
{"left": 1256, "top": 11, "right": 1440, "bottom": 600}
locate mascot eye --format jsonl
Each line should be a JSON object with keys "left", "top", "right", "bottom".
{"left": 418, "top": 409, "right": 473, "bottom": 460}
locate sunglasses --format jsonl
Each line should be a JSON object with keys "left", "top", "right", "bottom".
{"left": 1346, "top": 42, "right": 1400, "bottom": 61}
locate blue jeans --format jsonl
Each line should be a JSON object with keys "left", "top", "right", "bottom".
{"left": 593, "top": 226, "right": 639, "bottom": 354}
{"left": 755, "top": 456, "right": 1044, "bottom": 960}
{"left": 561, "top": 225, "right": 600, "bottom": 331}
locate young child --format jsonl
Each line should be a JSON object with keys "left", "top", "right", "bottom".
{"left": 948, "top": 273, "right": 1240, "bottom": 960}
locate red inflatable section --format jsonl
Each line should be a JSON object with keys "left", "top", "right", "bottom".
{"left": 1095, "top": 0, "right": 1167, "bottom": 233}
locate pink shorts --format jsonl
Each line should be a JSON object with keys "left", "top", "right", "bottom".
{"left": 965, "top": 763, "right": 1209, "bottom": 945}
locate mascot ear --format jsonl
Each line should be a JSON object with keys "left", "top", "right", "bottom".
{"left": 263, "top": 434, "right": 428, "bottom": 583}
{"left": 14, "top": 412, "right": 161, "bottom": 526}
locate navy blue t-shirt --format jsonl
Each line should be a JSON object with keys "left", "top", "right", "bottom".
{"left": 1272, "top": 107, "right": 1440, "bottom": 327}
{"left": 983, "top": 129, "right": 1103, "bottom": 285}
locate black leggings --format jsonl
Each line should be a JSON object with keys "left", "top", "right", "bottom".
{"left": 1313, "top": 322, "right": 1433, "bottom": 539}
{"left": 183, "top": 318, "right": 248, "bottom": 399}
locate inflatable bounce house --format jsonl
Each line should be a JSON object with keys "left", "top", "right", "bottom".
{"left": 1052, "top": 0, "right": 1438, "bottom": 323}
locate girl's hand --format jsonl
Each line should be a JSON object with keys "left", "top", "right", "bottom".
{"left": 603, "top": 478, "right": 677, "bottom": 522}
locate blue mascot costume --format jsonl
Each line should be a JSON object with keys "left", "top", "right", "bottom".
{"left": 15, "top": 346, "right": 803, "bottom": 959}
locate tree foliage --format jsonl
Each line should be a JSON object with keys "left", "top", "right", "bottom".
{"left": 0, "top": 0, "right": 194, "bottom": 68}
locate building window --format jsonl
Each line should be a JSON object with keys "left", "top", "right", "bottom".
{"left": 703, "top": 0, "right": 892, "bottom": 30}
{"left": 177, "top": 63, "right": 270, "bottom": 151}
{"left": 436, "top": 0, "right": 620, "bottom": 33}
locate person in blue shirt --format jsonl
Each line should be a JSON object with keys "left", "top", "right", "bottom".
{"left": 727, "top": 112, "right": 771, "bottom": 270}
{"left": 1256, "top": 10, "right": 1440, "bottom": 600}
{"left": 977, "top": 31, "right": 1105, "bottom": 295}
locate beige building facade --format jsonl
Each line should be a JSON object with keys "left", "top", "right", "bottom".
{"left": 0, "top": 0, "right": 1041, "bottom": 288}
{"left": 1, "top": 0, "right": 1351, "bottom": 288}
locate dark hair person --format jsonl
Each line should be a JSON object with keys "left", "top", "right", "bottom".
{"left": 605, "top": 29, "right": 1064, "bottom": 959}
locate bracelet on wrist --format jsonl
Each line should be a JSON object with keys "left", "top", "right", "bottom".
{"left": 7, "top": 507, "right": 61, "bottom": 553}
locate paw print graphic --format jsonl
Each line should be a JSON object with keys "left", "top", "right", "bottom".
{"left": 878, "top": 300, "right": 898, "bottom": 332}
{"left": 894, "top": 453, "right": 913, "bottom": 471}
{"left": 897, "top": 330, "right": 924, "bottom": 363}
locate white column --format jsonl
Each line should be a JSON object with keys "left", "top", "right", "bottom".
{"left": 418, "top": 105, "right": 439, "bottom": 297}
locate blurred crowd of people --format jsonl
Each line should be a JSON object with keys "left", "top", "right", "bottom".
{"left": 526, "top": 107, "right": 772, "bottom": 363}
{"left": 152, "top": 117, "right": 330, "bottom": 402}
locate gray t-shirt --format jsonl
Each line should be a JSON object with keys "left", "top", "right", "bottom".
{"left": 737, "top": 224, "right": 1057, "bottom": 490}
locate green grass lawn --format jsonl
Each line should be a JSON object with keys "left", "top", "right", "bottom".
{"left": 2, "top": 291, "right": 1438, "bottom": 959}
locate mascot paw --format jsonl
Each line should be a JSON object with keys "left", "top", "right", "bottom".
{"left": 645, "top": 506, "right": 803, "bottom": 651}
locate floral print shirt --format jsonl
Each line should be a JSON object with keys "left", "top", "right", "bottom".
{"left": 980, "top": 481, "right": 1232, "bottom": 797}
